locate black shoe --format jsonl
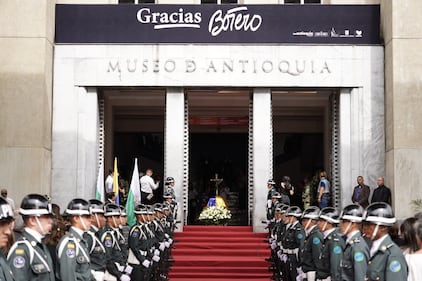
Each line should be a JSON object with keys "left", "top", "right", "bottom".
{"left": 265, "top": 257, "right": 274, "bottom": 262}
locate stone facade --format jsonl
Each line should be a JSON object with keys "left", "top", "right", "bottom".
{"left": 1, "top": 0, "right": 421, "bottom": 228}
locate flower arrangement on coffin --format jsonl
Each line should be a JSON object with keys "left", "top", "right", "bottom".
{"left": 198, "top": 205, "right": 232, "bottom": 225}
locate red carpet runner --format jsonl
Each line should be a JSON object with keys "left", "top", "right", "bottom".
{"left": 169, "top": 225, "right": 271, "bottom": 281}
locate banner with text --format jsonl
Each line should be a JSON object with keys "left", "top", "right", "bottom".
{"left": 55, "top": 4, "right": 380, "bottom": 45}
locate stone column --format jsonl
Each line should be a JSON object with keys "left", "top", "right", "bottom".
{"left": 382, "top": 0, "right": 422, "bottom": 218}
{"left": 339, "top": 89, "right": 352, "bottom": 208}
{"left": 252, "top": 88, "right": 273, "bottom": 232}
{"left": 0, "top": 0, "right": 54, "bottom": 203}
{"left": 165, "top": 87, "right": 186, "bottom": 231}
{"left": 51, "top": 85, "right": 100, "bottom": 208}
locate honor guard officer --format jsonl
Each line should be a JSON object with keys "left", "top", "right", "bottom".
{"left": 128, "top": 204, "right": 153, "bottom": 281}
{"left": 7, "top": 194, "right": 55, "bottom": 281}
{"left": 119, "top": 206, "right": 130, "bottom": 250}
{"left": 164, "top": 177, "right": 176, "bottom": 201}
{"left": 86, "top": 199, "right": 107, "bottom": 281}
{"left": 282, "top": 206, "right": 305, "bottom": 281}
{"left": 363, "top": 202, "right": 408, "bottom": 281}
{"left": 266, "top": 179, "right": 277, "bottom": 220}
{"left": 299, "top": 206, "right": 323, "bottom": 281}
{"left": 56, "top": 198, "right": 95, "bottom": 281}
{"left": 339, "top": 204, "right": 369, "bottom": 281}
{"left": 0, "top": 197, "right": 15, "bottom": 281}
{"left": 100, "top": 204, "right": 132, "bottom": 281}
{"left": 316, "top": 207, "right": 345, "bottom": 281}
{"left": 268, "top": 203, "right": 285, "bottom": 281}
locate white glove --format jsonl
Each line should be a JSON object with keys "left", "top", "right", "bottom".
{"left": 115, "top": 263, "right": 124, "bottom": 272}
{"left": 164, "top": 233, "right": 170, "bottom": 239}
{"left": 152, "top": 255, "right": 160, "bottom": 262}
{"left": 142, "top": 260, "right": 150, "bottom": 268}
{"left": 271, "top": 241, "right": 277, "bottom": 250}
{"left": 154, "top": 249, "right": 160, "bottom": 256}
{"left": 159, "top": 243, "right": 166, "bottom": 251}
{"left": 296, "top": 267, "right": 304, "bottom": 281}
{"left": 120, "top": 274, "right": 131, "bottom": 281}
{"left": 124, "top": 265, "right": 133, "bottom": 275}
{"left": 168, "top": 238, "right": 173, "bottom": 244}
{"left": 164, "top": 241, "right": 170, "bottom": 248}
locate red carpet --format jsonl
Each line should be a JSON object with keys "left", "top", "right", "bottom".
{"left": 169, "top": 225, "right": 271, "bottom": 281}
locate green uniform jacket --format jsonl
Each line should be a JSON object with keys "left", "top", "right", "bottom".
{"left": 366, "top": 235, "right": 408, "bottom": 281}
{"left": 56, "top": 227, "right": 94, "bottom": 281}
{"left": 84, "top": 228, "right": 106, "bottom": 272}
{"left": 7, "top": 230, "right": 55, "bottom": 281}
{"left": 341, "top": 231, "right": 369, "bottom": 281}
{"left": 98, "top": 224, "right": 126, "bottom": 279}
{"left": 128, "top": 223, "right": 151, "bottom": 265}
{"left": 316, "top": 228, "right": 345, "bottom": 281}
{"left": 300, "top": 225, "right": 323, "bottom": 273}
{"left": 0, "top": 252, "right": 15, "bottom": 281}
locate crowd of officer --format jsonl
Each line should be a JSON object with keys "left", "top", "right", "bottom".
{"left": 0, "top": 178, "right": 178, "bottom": 281}
{"left": 265, "top": 179, "right": 408, "bottom": 281}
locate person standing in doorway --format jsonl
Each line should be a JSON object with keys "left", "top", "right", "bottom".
{"left": 352, "top": 176, "right": 370, "bottom": 208}
{"left": 371, "top": 177, "right": 392, "bottom": 205}
{"left": 317, "top": 171, "right": 331, "bottom": 209}
{"left": 140, "top": 169, "right": 160, "bottom": 204}
{"left": 105, "top": 169, "right": 114, "bottom": 194}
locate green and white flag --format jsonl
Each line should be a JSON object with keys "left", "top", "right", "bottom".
{"left": 126, "top": 158, "right": 141, "bottom": 226}
{"left": 95, "top": 161, "right": 105, "bottom": 202}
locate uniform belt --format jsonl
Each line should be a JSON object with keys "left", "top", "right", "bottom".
{"left": 284, "top": 248, "right": 299, "bottom": 255}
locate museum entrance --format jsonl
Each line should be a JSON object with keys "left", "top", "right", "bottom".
{"left": 187, "top": 89, "right": 250, "bottom": 225}
{"left": 103, "top": 88, "right": 336, "bottom": 225}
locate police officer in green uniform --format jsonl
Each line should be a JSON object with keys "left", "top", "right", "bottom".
{"left": 100, "top": 204, "right": 132, "bottom": 281}
{"left": 86, "top": 199, "right": 107, "bottom": 281}
{"left": 128, "top": 204, "right": 153, "bottom": 281}
{"left": 0, "top": 197, "right": 15, "bottom": 281}
{"left": 268, "top": 203, "right": 286, "bottom": 281}
{"left": 299, "top": 206, "right": 323, "bottom": 281}
{"left": 7, "top": 194, "right": 55, "bottom": 281}
{"left": 363, "top": 202, "right": 408, "bottom": 281}
{"left": 316, "top": 207, "right": 345, "bottom": 281}
{"left": 339, "top": 204, "right": 369, "bottom": 281}
{"left": 282, "top": 206, "right": 305, "bottom": 281}
{"left": 266, "top": 179, "right": 277, "bottom": 221}
{"left": 164, "top": 177, "right": 176, "bottom": 201}
{"left": 56, "top": 198, "right": 95, "bottom": 281}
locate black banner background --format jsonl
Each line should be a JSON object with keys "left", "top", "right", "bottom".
{"left": 55, "top": 4, "right": 380, "bottom": 44}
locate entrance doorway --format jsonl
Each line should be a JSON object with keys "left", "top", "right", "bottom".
{"left": 188, "top": 133, "right": 248, "bottom": 225}
{"left": 187, "top": 89, "right": 250, "bottom": 225}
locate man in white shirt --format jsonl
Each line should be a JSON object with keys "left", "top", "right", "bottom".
{"left": 1, "top": 188, "right": 15, "bottom": 213}
{"left": 105, "top": 169, "right": 114, "bottom": 193}
{"left": 140, "top": 169, "right": 160, "bottom": 204}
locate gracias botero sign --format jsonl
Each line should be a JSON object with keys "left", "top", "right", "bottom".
{"left": 55, "top": 4, "right": 380, "bottom": 44}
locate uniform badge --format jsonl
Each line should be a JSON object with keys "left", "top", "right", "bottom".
{"left": 132, "top": 230, "right": 139, "bottom": 238}
{"left": 389, "top": 260, "right": 401, "bottom": 273}
{"left": 333, "top": 245, "right": 342, "bottom": 254}
{"left": 297, "top": 233, "right": 303, "bottom": 239}
{"left": 312, "top": 237, "right": 320, "bottom": 245}
{"left": 66, "top": 248, "right": 76, "bottom": 258}
{"left": 104, "top": 238, "right": 112, "bottom": 248}
{"left": 31, "top": 241, "right": 37, "bottom": 247}
{"left": 354, "top": 251, "right": 364, "bottom": 262}
{"left": 15, "top": 249, "right": 24, "bottom": 255}
{"left": 67, "top": 243, "right": 75, "bottom": 249}
{"left": 33, "top": 263, "right": 45, "bottom": 273}
{"left": 13, "top": 256, "right": 25, "bottom": 268}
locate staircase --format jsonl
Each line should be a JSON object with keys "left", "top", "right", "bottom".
{"left": 169, "top": 225, "right": 271, "bottom": 281}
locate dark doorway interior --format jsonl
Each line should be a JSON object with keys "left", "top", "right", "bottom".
{"left": 188, "top": 133, "right": 248, "bottom": 225}
{"left": 273, "top": 133, "right": 324, "bottom": 209}
{"left": 113, "top": 132, "right": 164, "bottom": 204}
